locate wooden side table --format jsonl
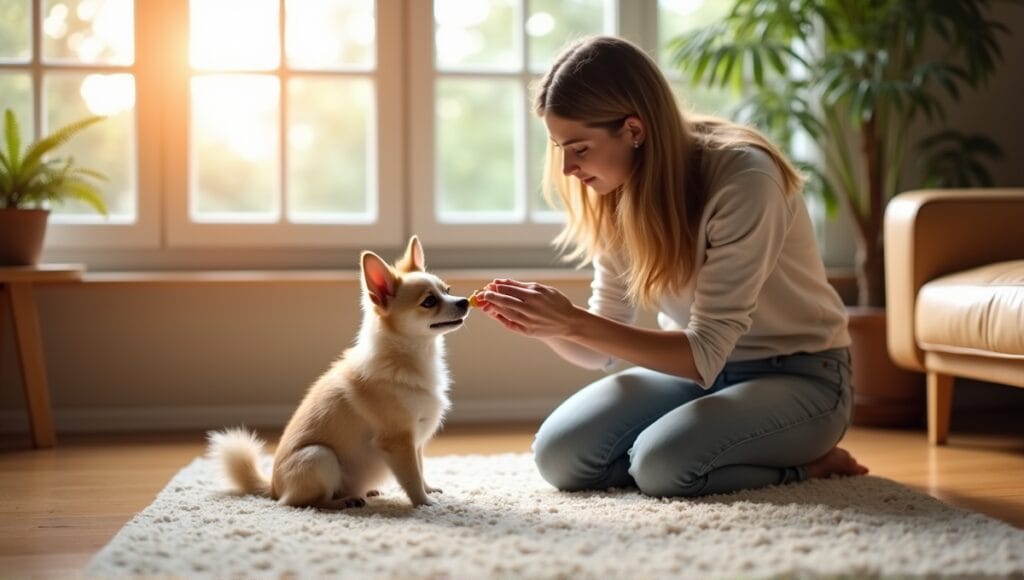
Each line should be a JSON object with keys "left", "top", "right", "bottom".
{"left": 0, "top": 264, "right": 84, "bottom": 448}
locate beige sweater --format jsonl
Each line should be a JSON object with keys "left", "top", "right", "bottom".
{"left": 586, "top": 146, "right": 850, "bottom": 387}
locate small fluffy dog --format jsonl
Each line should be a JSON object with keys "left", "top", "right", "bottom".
{"left": 207, "top": 236, "right": 469, "bottom": 508}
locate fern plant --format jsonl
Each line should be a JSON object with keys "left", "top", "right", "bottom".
{"left": 0, "top": 108, "right": 108, "bottom": 214}
{"left": 668, "top": 0, "right": 1016, "bottom": 307}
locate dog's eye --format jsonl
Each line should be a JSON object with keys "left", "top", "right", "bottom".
{"left": 420, "top": 294, "right": 438, "bottom": 308}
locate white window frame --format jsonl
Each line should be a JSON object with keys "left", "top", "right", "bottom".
{"left": 162, "top": 0, "right": 403, "bottom": 248}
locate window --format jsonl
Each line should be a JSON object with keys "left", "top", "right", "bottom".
{"left": 408, "top": 0, "right": 615, "bottom": 246}
{"left": 166, "top": 0, "right": 402, "bottom": 247}
{"left": 1, "top": 0, "right": 156, "bottom": 249}
{"left": 1, "top": 1, "right": 766, "bottom": 268}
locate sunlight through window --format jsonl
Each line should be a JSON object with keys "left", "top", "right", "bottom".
{"left": 190, "top": 0, "right": 279, "bottom": 70}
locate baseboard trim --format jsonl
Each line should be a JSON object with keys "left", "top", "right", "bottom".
{"left": 0, "top": 398, "right": 562, "bottom": 434}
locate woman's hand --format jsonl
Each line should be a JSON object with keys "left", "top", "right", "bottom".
{"left": 478, "top": 278, "right": 581, "bottom": 338}
{"left": 477, "top": 278, "right": 701, "bottom": 381}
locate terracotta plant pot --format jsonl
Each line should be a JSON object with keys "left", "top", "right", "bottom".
{"left": 0, "top": 208, "right": 50, "bottom": 266}
{"left": 847, "top": 306, "right": 926, "bottom": 427}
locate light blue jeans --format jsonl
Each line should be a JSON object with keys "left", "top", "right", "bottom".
{"left": 533, "top": 348, "right": 853, "bottom": 497}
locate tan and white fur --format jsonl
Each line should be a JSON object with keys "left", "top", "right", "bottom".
{"left": 207, "top": 236, "right": 468, "bottom": 508}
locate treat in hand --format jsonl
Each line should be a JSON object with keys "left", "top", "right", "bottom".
{"left": 468, "top": 288, "right": 488, "bottom": 308}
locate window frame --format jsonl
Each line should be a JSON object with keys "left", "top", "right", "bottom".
{"left": 162, "top": 0, "right": 404, "bottom": 249}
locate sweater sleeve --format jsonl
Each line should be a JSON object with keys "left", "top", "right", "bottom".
{"left": 682, "top": 166, "right": 793, "bottom": 386}
{"left": 586, "top": 252, "right": 638, "bottom": 371}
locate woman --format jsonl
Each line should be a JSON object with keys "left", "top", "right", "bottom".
{"left": 476, "top": 36, "right": 868, "bottom": 497}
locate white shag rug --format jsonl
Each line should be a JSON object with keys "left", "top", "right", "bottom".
{"left": 86, "top": 452, "right": 1024, "bottom": 578}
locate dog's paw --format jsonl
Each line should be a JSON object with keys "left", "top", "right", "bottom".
{"left": 410, "top": 495, "right": 436, "bottom": 507}
{"left": 425, "top": 485, "right": 443, "bottom": 494}
{"left": 324, "top": 496, "right": 366, "bottom": 509}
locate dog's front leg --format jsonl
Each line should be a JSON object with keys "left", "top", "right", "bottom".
{"left": 377, "top": 433, "right": 432, "bottom": 506}
{"left": 417, "top": 446, "right": 442, "bottom": 495}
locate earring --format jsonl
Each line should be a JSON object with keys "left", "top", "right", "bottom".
{"left": 633, "top": 141, "right": 640, "bottom": 149}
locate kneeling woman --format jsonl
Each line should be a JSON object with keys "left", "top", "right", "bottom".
{"left": 476, "top": 36, "right": 868, "bottom": 497}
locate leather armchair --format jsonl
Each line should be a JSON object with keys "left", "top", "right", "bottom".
{"left": 884, "top": 189, "right": 1024, "bottom": 444}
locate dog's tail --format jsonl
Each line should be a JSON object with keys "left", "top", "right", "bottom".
{"left": 206, "top": 427, "right": 272, "bottom": 497}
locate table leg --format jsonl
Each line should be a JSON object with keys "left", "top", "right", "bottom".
{"left": 0, "top": 285, "right": 6, "bottom": 389}
{"left": 8, "top": 282, "right": 57, "bottom": 448}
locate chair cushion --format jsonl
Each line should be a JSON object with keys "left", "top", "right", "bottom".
{"left": 916, "top": 260, "right": 1024, "bottom": 359}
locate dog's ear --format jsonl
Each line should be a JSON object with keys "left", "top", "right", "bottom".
{"left": 361, "top": 251, "right": 396, "bottom": 308}
{"left": 395, "top": 235, "right": 425, "bottom": 273}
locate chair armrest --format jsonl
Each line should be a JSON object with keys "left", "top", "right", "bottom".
{"left": 884, "top": 188, "right": 1024, "bottom": 371}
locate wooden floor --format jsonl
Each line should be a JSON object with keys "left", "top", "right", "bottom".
{"left": 1, "top": 415, "right": 1022, "bottom": 578}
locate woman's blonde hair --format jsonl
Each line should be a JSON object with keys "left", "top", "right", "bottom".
{"left": 533, "top": 36, "right": 804, "bottom": 308}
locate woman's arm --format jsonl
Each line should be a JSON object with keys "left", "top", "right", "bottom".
{"left": 537, "top": 336, "right": 611, "bottom": 370}
{"left": 480, "top": 280, "right": 703, "bottom": 383}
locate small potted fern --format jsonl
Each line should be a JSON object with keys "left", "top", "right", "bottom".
{"left": 0, "top": 108, "right": 108, "bottom": 265}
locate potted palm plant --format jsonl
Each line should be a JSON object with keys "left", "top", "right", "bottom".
{"left": 668, "top": 0, "right": 1015, "bottom": 425}
{"left": 0, "top": 108, "right": 108, "bottom": 266}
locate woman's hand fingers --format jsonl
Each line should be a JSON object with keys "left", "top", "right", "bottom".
{"left": 482, "top": 304, "right": 527, "bottom": 333}
{"left": 491, "top": 283, "right": 540, "bottom": 301}
{"left": 489, "top": 278, "right": 545, "bottom": 293}
{"left": 491, "top": 278, "right": 530, "bottom": 287}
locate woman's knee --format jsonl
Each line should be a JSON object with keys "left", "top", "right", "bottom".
{"left": 532, "top": 428, "right": 592, "bottom": 491}
{"left": 628, "top": 435, "right": 704, "bottom": 498}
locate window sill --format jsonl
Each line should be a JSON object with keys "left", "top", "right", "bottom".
{"left": 79, "top": 267, "right": 595, "bottom": 285}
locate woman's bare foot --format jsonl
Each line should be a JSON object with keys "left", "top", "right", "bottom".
{"left": 807, "top": 446, "right": 869, "bottom": 479}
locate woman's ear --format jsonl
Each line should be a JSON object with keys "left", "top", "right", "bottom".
{"left": 623, "top": 116, "right": 645, "bottom": 148}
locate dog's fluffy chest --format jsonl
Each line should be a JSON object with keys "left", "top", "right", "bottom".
{"left": 338, "top": 339, "right": 452, "bottom": 440}
{"left": 363, "top": 352, "right": 451, "bottom": 429}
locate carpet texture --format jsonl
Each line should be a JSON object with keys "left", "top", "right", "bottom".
{"left": 86, "top": 452, "right": 1024, "bottom": 578}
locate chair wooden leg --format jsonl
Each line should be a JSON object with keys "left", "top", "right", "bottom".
{"left": 927, "top": 371, "right": 954, "bottom": 445}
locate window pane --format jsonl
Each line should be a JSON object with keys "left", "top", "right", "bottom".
{"left": 528, "top": 111, "right": 562, "bottom": 220}
{"left": 659, "top": 0, "right": 739, "bottom": 116}
{"left": 434, "top": 0, "right": 517, "bottom": 71}
{"left": 285, "top": 0, "right": 375, "bottom": 70}
{"left": 191, "top": 74, "right": 279, "bottom": 221}
{"left": 436, "top": 79, "right": 518, "bottom": 220}
{"left": 0, "top": 0, "right": 31, "bottom": 61}
{"left": 0, "top": 73, "right": 32, "bottom": 139}
{"left": 287, "top": 77, "right": 374, "bottom": 221}
{"left": 44, "top": 72, "right": 136, "bottom": 220}
{"left": 670, "top": 81, "right": 738, "bottom": 118}
{"left": 526, "top": 0, "right": 606, "bottom": 72}
{"left": 191, "top": 0, "right": 279, "bottom": 71}
{"left": 657, "top": 0, "right": 731, "bottom": 66}
{"left": 42, "top": 0, "right": 134, "bottom": 65}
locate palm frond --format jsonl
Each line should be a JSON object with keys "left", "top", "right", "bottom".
{"left": 3, "top": 109, "right": 22, "bottom": 176}
{"left": 20, "top": 115, "right": 105, "bottom": 179}
{"left": 46, "top": 178, "right": 110, "bottom": 215}
{"left": 918, "top": 130, "right": 1003, "bottom": 188}
{"left": 0, "top": 109, "right": 108, "bottom": 211}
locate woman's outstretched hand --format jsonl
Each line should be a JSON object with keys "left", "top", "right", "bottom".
{"left": 477, "top": 278, "right": 581, "bottom": 338}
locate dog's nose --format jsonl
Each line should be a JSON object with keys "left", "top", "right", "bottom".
{"left": 456, "top": 298, "right": 469, "bottom": 310}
